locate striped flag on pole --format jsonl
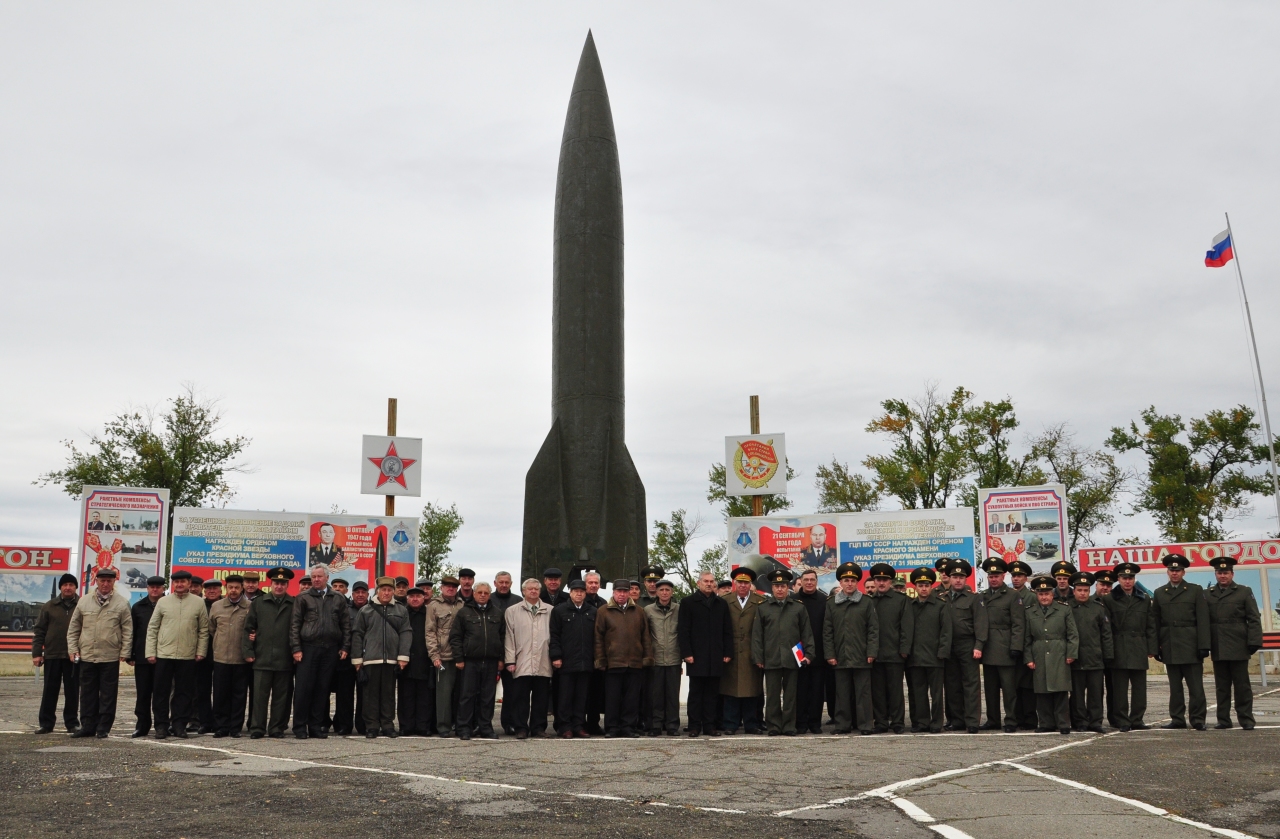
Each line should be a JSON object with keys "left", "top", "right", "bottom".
{"left": 1206, "top": 229, "right": 1234, "bottom": 267}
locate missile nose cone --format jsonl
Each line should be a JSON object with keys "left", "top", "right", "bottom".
{"left": 563, "top": 30, "right": 615, "bottom": 145}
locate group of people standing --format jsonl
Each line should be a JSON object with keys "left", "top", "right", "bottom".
{"left": 29, "top": 550, "right": 1263, "bottom": 741}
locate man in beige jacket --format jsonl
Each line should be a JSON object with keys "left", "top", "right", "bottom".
{"left": 504, "top": 579, "right": 553, "bottom": 738}
{"left": 425, "top": 576, "right": 465, "bottom": 736}
{"left": 208, "top": 574, "right": 253, "bottom": 738}
{"left": 145, "top": 570, "right": 210, "bottom": 739}
{"left": 67, "top": 568, "right": 132, "bottom": 738}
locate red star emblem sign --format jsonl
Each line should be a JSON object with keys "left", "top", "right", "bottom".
{"left": 368, "top": 441, "right": 417, "bottom": 489}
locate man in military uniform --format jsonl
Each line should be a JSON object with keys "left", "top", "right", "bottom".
{"left": 638, "top": 566, "right": 664, "bottom": 609}
{"left": 798, "top": 525, "right": 839, "bottom": 572}
{"left": 243, "top": 568, "right": 295, "bottom": 739}
{"left": 751, "top": 569, "right": 814, "bottom": 736}
{"left": 1090, "top": 568, "right": 1119, "bottom": 727}
{"left": 1050, "top": 561, "right": 1076, "bottom": 604}
{"left": 978, "top": 558, "right": 1025, "bottom": 733}
{"left": 823, "top": 562, "right": 878, "bottom": 735}
{"left": 941, "top": 559, "right": 986, "bottom": 733}
{"left": 721, "top": 565, "right": 766, "bottom": 734}
{"left": 867, "top": 563, "right": 912, "bottom": 734}
{"left": 1008, "top": 560, "right": 1038, "bottom": 729}
{"left": 1068, "top": 572, "right": 1113, "bottom": 733}
{"left": 1151, "top": 553, "right": 1211, "bottom": 730}
{"left": 1104, "top": 562, "right": 1155, "bottom": 731}
{"left": 1026, "top": 575, "right": 1078, "bottom": 734}
{"left": 1205, "top": 556, "right": 1263, "bottom": 729}
{"left": 907, "top": 567, "right": 951, "bottom": 733}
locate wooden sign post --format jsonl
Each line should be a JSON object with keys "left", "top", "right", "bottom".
{"left": 750, "top": 395, "right": 763, "bottom": 517}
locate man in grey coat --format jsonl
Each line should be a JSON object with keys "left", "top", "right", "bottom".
{"left": 351, "top": 576, "right": 411, "bottom": 738}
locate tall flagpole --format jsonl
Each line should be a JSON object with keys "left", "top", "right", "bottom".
{"left": 1224, "top": 212, "right": 1280, "bottom": 531}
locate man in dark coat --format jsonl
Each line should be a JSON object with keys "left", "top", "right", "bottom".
{"left": 594, "top": 579, "right": 653, "bottom": 737}
{"left": 289, "top": 566, "right": 352, "bottom": 739}
{"left": 581, "top": 572, "right": 608, "bottom": 734}
{"left": 1104, "top": 562, "right": 1156, "bottom": 731}
{"left": 978, "top": 558, "right": 1025, "bottom": 733}
{"left": 793, "top": 568, "right": 830, "bottom": 734}
{"left": 398, "top": 583, "right": 436, "bottom": 735}
{"left": 1068, "top": 572, "right": 1113, "bottom": 732}
{"left": 331, "top": 580, "right": 368, "bottom": 735}
{"left": 32, "top": 573, "right": 80, "bottom": 734}
{"left": 1205, "top": 556, "right": 1263, "bottom": 729}
{"left": 1025, "top": 576, "right": 1078, "bottom": 734}
{"left": 1008, "top": 560, "right": 1039, "bottom": 729}
{"left": 243, "top": 568, "right": 296, "bottom": 739}
{"left": 490, "top": 572, "right": 520, "bottom": 735}
{"left": 868, "top": 563, "right": 913, "bottom": 734}
{"left": 550, "top": 579, "right": 598, "bottom": 737}
{"left": 751, "top": 569, "right": 814, "bottom": 736}
{"left": 907, "top": 567, "right": 951, "bottom": 733}
{"left": 1090, "top": 567, "right": 1120, "bottom": 728}
{"left": 677, "top": 571, "right": 733, "bottom": 737}
{"left": 1150, "top": 553, "right": 1211, "bottom": 730}
{"left": 941, "top": 559, "right": 987, "bottom": 733}
{"left": 823, "top": 562, "right": 878, "bottom": 735}
{"left": 450, "top": 583, "right": 506, "bottom": 740}
{"left": 126, "top": 576, "right": 166, "bottom": 737}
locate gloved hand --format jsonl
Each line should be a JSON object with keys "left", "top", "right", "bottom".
{"left": 1009, "top": 649, "right": 1022, "bottom": 661}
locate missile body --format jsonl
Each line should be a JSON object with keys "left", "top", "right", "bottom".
{"left": 521, "top": 32, "right": 647, "bottom": 582}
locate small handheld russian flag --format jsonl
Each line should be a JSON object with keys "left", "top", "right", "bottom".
{"left": 791, "top": 642, "right": 805, "bottom": 665}
{"left": 1206, "top": 229, "right": 1234, "bottom": 268}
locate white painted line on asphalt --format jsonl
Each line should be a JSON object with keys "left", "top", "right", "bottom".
{"left": 1000, "top": 762, "right": 1260, "bottom": 839}
{"left": 887, "top": 794, "right": 935, "bottom": 823}
{"left": 928, "top": 824, "right": 979, "bottom": 839}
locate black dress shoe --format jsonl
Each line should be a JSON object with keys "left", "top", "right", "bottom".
{"left": 154, "top": 731, "right": 168, "bottom": 739}
{"left": 229, "top": 732, "right": 241, "bottom": 739}
{"left": 1003, "top": 725, "right": 1018, "bottom": 733}
{"left": 130, "top": 729, "right": 148, "bottom": 738}
{"left": 1059, "top": 728, "right": 1071, "bottom": 735}
{"left": 1087, "top": 726, "right": 1104, "bottom": 734}
{"left": 1243, "top": 723, "right": 1256, "bottom": 730}
{"left": 604, "top": 731, "right": 617, "bottom": 738}
{"left": 967, "top": 727, "right": 980, "bottom": 734}
{"left": 626, "top": 730, "right": 640, "bottom": 738}
{"left": 384, "top": 729, "right": 398, "bottom": 738}
{"left": 909, "top": 726, "right": 923, "bottom": 734}
{"left": 95, "top": 732, "right": 108, "bottom": 739}
{"left": 708, "top": 729, "right": 722, "bottom": 737}
{"left": 173, "top": 730, "right": 188, "bottom": 739}
{"left": 1131, "top": 722, "right": 1150, "bottom": 730}
{"left": 213, "top": 731, "right": 228, "bottom": 739}
{"left": 892, "top": 726, "right": 905, "bottom": 735}
{"left": 1214, "top": 722, "right": 1232, "bottom": 730}
{"left": 833, "top": 728, "right": 852, "bottom": 735}
{"left": 1035, "top": 727, "right": 1054, "bottom": 733}
{"left": 1193, "top": 723, "right": 1206, "bottom": 731}
{"left": 366, "top": 732, "right": 378, "bottom": 739}
{"left": 810, "top": 726, "right": 825, "bottom": 735}
{"left": 873, "top": 726, "right": 889, "bottom": 734}
{"left": 70, "top": 729, "right": 95, "bottom": 738}
{"left": 294, "top": 731, "right": 309, "bottom": 740}
{"left": 268, "top": 732, "right": 284, "bottom": 739}
{"left": 1118, "top": 726, "right": 1131, "bottom": 732}
{"left": 459, "top": 731, "right": 472, "bottom": 741}
{"left": 1162, "top": 722, "right": 1186, "bottom": 729}
{"left": 35, "top": 727, "right": 53, "bottom": 735}
{"left": 250, "top": 732, "right": 264, "bottom": 739}
{"left": 198, "top": 726, "right": 214, "bottom": 735}
{"left": 980, "top": 722, "right": 1001, "bottom": 730}
{"left": 310, "top": 731, "right": 328, "bottom": 739}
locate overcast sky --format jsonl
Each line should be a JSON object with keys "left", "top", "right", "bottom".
{"left": 3, "top": 2, "right": 1279, "bottom": 580}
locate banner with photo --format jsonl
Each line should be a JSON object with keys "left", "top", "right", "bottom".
{"left": 172, "top": 510, "right": 309, "bottom": 594}
{"left": 727, "top": 515, "right": 840, "bottom": 592}
{"left": 0, "top": 547, "right": 72, "bottom": 648}
{"left": 978, "top": 484, "right": 1068, "bottom": 578}
{"left": 78, "top": 486, "right": 168, "bottom": 605}
{"left": 838, "top": 508, "right": 976, "bottom": 588}
{"left": 170, "top": 510, "right": 418, "bottom": 595}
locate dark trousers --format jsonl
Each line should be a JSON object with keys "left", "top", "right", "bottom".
{"left": 825, "top": 666, "right": 837, "bottom": 722}
{"left": 1070, "top": 669, "right": 1104, "bottom": 729}
{"left": 764, "top": 668, "right": 800, "bottom": 735}
{"left": 212, "top": 662, "right": 252, "bottom": 734}
{"left": 78, "top": 661, "right": 120, "bottom": 734}
{"left": 585, "top": 670, "right": 606, "bottom": 733}
{"left": 500, "top": 668, "right": 517, "bottom": 733}
{"left": 557, "top": 671, "right": 591, "bottom": 733}
{"left": 1213, "top": 659, "right": 1255, "bottom": 727}
{"left": 457, "top": 658, "right": 499, "bottom": 736}
{"left": 796, "top": 659, "right": 828, "bottom": 732}
{"left": 944, "top": 652, "right": 981, "bottom": 729}
{"left": 362, "top": 664, "right": 398, "bottom": 732}
{"left": 194, "top": 656, "right": 214, "bottom": 731}
{"left": 722, "top": 694, "right": 761, "bottom": 732}
{"left": 1166, "top": 661, "right": 1207, "bottom": 726}
{"left": 1036, "top": 691, "right": 1070, "bottom": 730}
{"left": 331, "top": 665, "right": 360, "bottom": 734}
{"left": 983, "top": 663, "right": 1019, "bottom": 728}
{"left": 511, "top": 675, "right": 551, "bottom": 734}
{"left": 399, "top": 675, "right": 435, "bottom": 734}
{"left": 686, "top": 675, "right": 719, "bottom": 733}
{"left": 153, "top": 658, "right": 196, "bottom": 733}
{"left": 1103, "top": 667, "right": 1119, "bottom": 727}
{"left": 908, "top": 666, "right": 945, "bottom": 731}
{"left": 1110, "top": 668, "right": 1147, "bottom": 728}
{"left": 293, "top": 643, "right": 339, "bottom": 735}
{"left": 38, "top": 658, "right": 79, "bottom": 731}
{"left": 604, "top": 667, "right": 644, "bottom": 734}
{"left": 436, "top": 661, "right": 460, "bottom": 735}
{"left": 1016, "top": 663, "right": 1037, "bottom": 728}
{"left": 871, "top": 660, "right": 907, "bottom": 731}
{"left": 250, "top": 669, "right": 292, "bottom": 736}
{"left": 649, "top": 665, "right": 681, "bottom": 733}
{"left": 832, "top": 668, "right": 873, "bottom": 733}
{"left": 133, "top": 660, "right": 155, "bottom": 733}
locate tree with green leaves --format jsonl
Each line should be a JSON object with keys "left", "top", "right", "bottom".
{"left": 706, "top": 461, "right": 796, "bottom": 519}
{"left": 814, "top": 459, "right": 881, "bottom": 512}
{"left": 417, "top": 501, "right": 464, "bottom": 581}
{"left": 1107, "top": 405, "right": 1275, "bottom": 542}
{"left": 1030, "top": 423, "right": 1130, "bottom": 554}
{"left": 650, "top": 509, "right": 706, "bottom": 594}
{"left": 863, "top": 384, "right": 971, "bottom": 509}
{"left": 37, "top": 386, "right": 250, "bottom": 565}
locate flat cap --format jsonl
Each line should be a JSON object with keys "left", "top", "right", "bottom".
{"left": 170, "top": 570, "right": 193, "bottom": 582}
{"left": 567, "top": 579, "right": 586, "bottom": 591}
{"left": 352, "top": 580, "right": 369, "bottom": 591}
{"left": 94, "top": 567, "right": 118, "bottom": 578}
{"left": 543, "top": 568, "right": 563, "bottom": 578}
{"left": 376, "top": 576, "right": 396, "bottom": 588}
{"left": 224, "top": 574, "right": 244, "bottom": 585}
{"left": 145, "top": 575, "right": 166, "bottom": 586}
{"left": 836, "top": 562, "right": 862, "bottom": 581}
{"left": 458, "top": 568, "right": 476, "bottom": 578}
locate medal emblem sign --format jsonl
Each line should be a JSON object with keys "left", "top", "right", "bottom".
{"left": 724, "top": 434, "right": 787, "bottom": 497}
{"left": 361, "top": 436, "right": 423, "bottom": 497}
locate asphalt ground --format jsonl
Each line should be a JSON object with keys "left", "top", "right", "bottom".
{"left": 1, "top": 675, "right": 1279, "bottom": 839}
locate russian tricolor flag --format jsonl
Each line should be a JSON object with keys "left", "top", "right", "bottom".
{"left": 1206, "top": 229, "right": 1234, "bottom": 268}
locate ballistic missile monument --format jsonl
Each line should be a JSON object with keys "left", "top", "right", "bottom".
{"left": 521, "top": 32, "right": 648, "bottom": 583}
